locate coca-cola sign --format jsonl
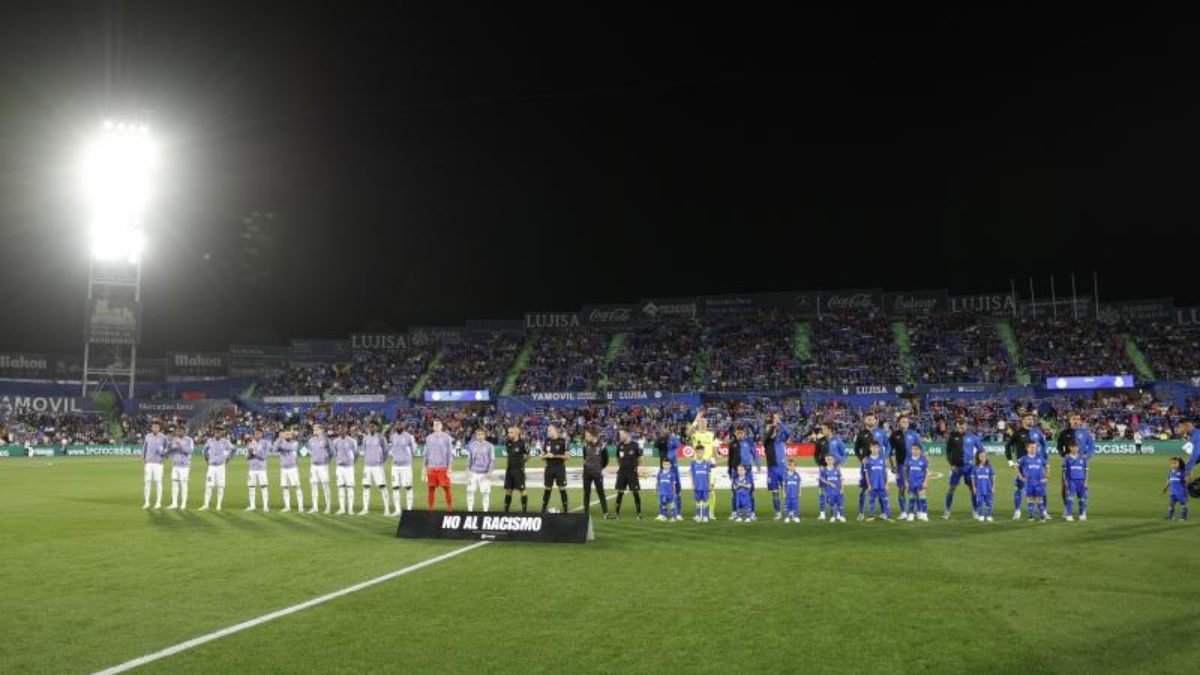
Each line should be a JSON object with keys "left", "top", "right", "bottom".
{"left": 583, "top": 304, "right": 635, "bottom": 325}
{"left": 884, "top": 290, "right": 948, "bottom": 316}
{"left": 820, "top": 290, "right": 883, "bottom": 314}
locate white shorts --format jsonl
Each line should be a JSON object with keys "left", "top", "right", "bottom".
{"left": 391, "top": 465, "right": 413, "bottom": 488}
{"left": 247, "top": 470, "right": 269, "bottom": 487}
{"left": 280, "top": 467, "right": 301, "bottom": 487}
{"left": 336, "top": 466, "right": 356, "bottom": 487}
{"left": 468, "top": 472, "right": 492, "bottom": 493}
{"left": 206, "top": 465, "right": 227, "bottom": 487}
{"left": 144, "top": 463, "right": 163, "bottom": 482}
{"left": 310, "top": 464, "right": 330, "bottom": 484}
{"left": 171, "top": 467, "right": 190, "bottom": 482}
{"left": 362, "top": 466, "right": 385, "bottom": 486}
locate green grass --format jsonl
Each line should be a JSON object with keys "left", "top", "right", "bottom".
{"left": 0, "top": 456, "right": 1196, "bottom": 674}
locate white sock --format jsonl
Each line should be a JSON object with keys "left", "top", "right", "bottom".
{"left": 406, "top": 488, "right": 413, "bottom": 510}
{"left": 217, "top": 487, "right": 224, "bottom": 509}
{"left": 248, "top": 487, "right": 257, "bottom": 508}
{"left": 346, "top": 487, "right": 355, "bottom": 512}
{"left": 143, "top": 480, "right": 151, "bottom": 506}
{"left": 261, "top": 487, "right": 270, "bottom": 510}
{"left": 322, "top": 484, "right": 331, "bottom": 509}
{"left": 310, "top": 485, "right": 318, "bottom": 509}
{"left": 154, "top": 481, "right": 163, "bottom": 507}
{"left": 170, "top": 481, "right": 179, "bottom": 507}
{"left": 467, "top": 487, "right": 476, "bottom": 512}
{"left": 296, "top": 488, "right": 305, "bottom": 511}
{"left": 180, "top": 483, "right": 188, "bottom": 508}
{"left": 362, "top": 488, "right": 371, "bottom": 512}
{"left": 380, "top": 488, "right": 392, "bottom": 513}
{"left": 393, "top": 488, "right": 401, "bottom": 509}
{"left": 283, "top": 490, "right": 291, "bottom": 510}
{"left": 203, "top": 487, "right": 212, "bottom": 508}
{"left": 482, "top": 492, "right": 490, "bottom": 512}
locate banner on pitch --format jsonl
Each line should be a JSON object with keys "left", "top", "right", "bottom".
{"left": 397, "top": 510, "right": 593, "bottom": 543}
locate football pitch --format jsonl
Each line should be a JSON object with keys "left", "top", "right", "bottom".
{"left": 0, "top": 456, "right": 1195, "bottom": 674}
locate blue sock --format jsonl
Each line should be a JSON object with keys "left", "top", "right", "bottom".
{"left": 859, "top": 490, "right": 867, "bottom": 515}
{"left": 1040, "top": 502, "right": 1047, "bottom": 518}
{"left": 1014, "top": 490, "right": 1023, "bottom": 512}
{"left": 772, "top": 494, "right": 781, "bottom": 515}
{"left": 818, "top": 493, "right": 826, "bottom": 513}
{"left": 1028, "top": 501, "right": 1036, "bottom": 518}
{"left": 1064, "top": 496, "right": 1073, "bottom": 516}
{"left": 882, "top": 496, "right": 891, "bottom": 518}
{"left": 945, "top": 491, "right": 954, "bottom": 512}
{"left": 1079, "top": 493, "right": 1087, "bottom": 517}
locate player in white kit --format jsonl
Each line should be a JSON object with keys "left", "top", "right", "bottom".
{"left": 245, "top": 430, "right": 271, "bottom": 512}
{"left": 332, "top": 425, "right": 359, "bottom": 515}
{"left": 388, "top": 423, "right": 417, "bottom": 513}
{"left": 359, "top": 422, "right": 393, "bottom": 516}
{"left": 306, "top": 424, "right": 333, "bottom": 513}
{"left": 142, "top": 421, "right": 168, "bottom": 509}
{"left": 465, "top": 428, "right": 495, "bottom": 512}
{"left": 200, "top": 429, "right": 234, "bottom": 511}
{"left": 165, "top": 426, "right": 194, "bottom": 510}
{"left": 274, "top": 429, "right": 305, "bottom": 513}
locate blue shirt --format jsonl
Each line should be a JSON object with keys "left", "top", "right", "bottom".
{"left": 1186, "top": 430, "right": 1200, "bottom": 473}
{"left": 657, "top": 469, "right": 675, "bottom": 498}
{"left": 1168, "top": 468, "right": 1187, "bottom": 496}
{"left": 1018, "top": 455, "right": 1046, "bottom": 484}
{"left": 1029, "top": 427, "right": 1049, "bottom": 461}
{"left": 963, "top": 432, "right": 986, "bottom": 463}
{"left": 772, "top": 424, "right": 791, "bottom": 465}
{"left": 872, "top": 428, "right": 891, "bottom": 460}
{"left": 828, "top": 436, "right": 847, "bottom": 465}
{"left": 819, "top": 467, "right": 842, "bottom": 492}
{"left": 690, "top": 460, "right": 712, "bottom": 491}
{"left": 1074, "top": 428, "right": 1097, "bottom": 461}
{"left": 784, "top": 471, "right": 801, "bottom": 500}
{"left": 865, "top": 456, "right": 888, "bottom": 490}
{"left": 1064, "top": 454, "right": 1088, "bottom": 482}
{"left": 906, "top": 455, "right": 929, "bottom": 489}
{"left": 666, "top": 434, "right": 681, "bottom": 468}
{"left": 974, "top": 464, "right": 995, "bottom": 494}
{"left": 738, "top": 437, "right": 758, "bottom": 469}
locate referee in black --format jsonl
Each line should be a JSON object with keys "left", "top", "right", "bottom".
{"left": 581, "top": 428, "right": 610, "bottom": 518}
{"left": 614, "top": 429, "right": 643, "bottom": 519}
{"left": 540, "top": 425, "right": 570, "bottom": 513}
{"left": 503, "top": 426, "right": 530, "bottom": 512}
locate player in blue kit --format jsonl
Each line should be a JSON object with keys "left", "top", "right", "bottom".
{"left": 764, "top": 414, "right": 791, "bottom": 520}
{"left": 864, "top": 442, "right": 892, "bottom": 521}
{"left": 1163, "top": 457, "right": 1189, "bottom": 521}
{"left": 782, "top": 459, "right": 802, "bottom": 523}
{"left": 690, "top": 446, "right": 713, "bottom": 522}
{"left": 732, "top": 465, "right": 754, "bottom": 522}
{"left": 973, "top": 450, "right": 995, "bottom": 522}
{"left": 1062, "top": 439, "right": 1090, "bottom": 522}
{"left": 818, "top": 454, "right": 845, "bottom": 523}
{"left": 904, "top": 445, "right": 930, "bottom": 522}
{"left": 655, "top": 460, "right": 677, "bottom": 521}
{"left": 817, "top": 424, "right": 846, "bottom": 520}
{"left": 1017, "top": 441, "right": 1049, "bottom": 522}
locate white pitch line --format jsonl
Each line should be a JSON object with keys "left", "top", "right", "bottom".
{"left": 93, "top": 540, "right": 491, "bottom": 674}
{"left": 95, "top": 502, "right": 598, "bottom": 674}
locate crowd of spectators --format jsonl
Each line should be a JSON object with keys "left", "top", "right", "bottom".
{"left": 702, "top": 312, "right": 799, "bottom": 391}
{"left": 1014, "top": 318, "right": 1132, "bottom": 378}
{"left": 514, "top": 331, "right": 610, "bottom": 393}
{"left": 802, "top": 313, "right": 903, "bottom": 387}
{"left": 603, "top": 323, "right": 702, "bottom": 391}
{"left": 1, "top": 409, "right": 116, "bottom": 446}
{"left": 424, "top": 332, "right": 522, "bottom": 391}
{"left": 908, "top": 314, "right": 1012, "bottom": 384}
{"left": 1135, "top": 321, "right": 1200, "bottom": 381}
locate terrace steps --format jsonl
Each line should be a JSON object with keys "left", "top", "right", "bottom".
{"left": 995, "top": 320, "right": 1031, "bottom": 385}
{"left": 1122, "top": 334, "right": 1156, "bottom": 381}
{"left": 500, "top": 335, "right": 537, "bottom": 396}
{"left": 891, "top": 321, "right": 914, "bottom": 384}
{"left": 793, "top": 322, "right": 811, "bottom": 361}
{"left": 408, "top": 347, "right": 445, "bottom": 399}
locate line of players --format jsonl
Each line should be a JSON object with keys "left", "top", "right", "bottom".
{"left": 137, "top": 409, "right": 1198, "bottom": 522}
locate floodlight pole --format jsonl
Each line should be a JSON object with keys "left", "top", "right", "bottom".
{"left": 82, "top": 257, "right": 141, "bottom": 400}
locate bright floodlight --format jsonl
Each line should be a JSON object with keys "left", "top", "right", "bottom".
{"left": 82, "top": 121, "right": 157, "bottom": 263}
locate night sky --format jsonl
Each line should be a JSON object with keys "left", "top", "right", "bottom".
{"left": 1, "top": 4, "right": 1197, "bottom": 353}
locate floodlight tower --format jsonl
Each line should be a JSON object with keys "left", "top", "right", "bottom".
{"left": 80, "top": 119, "right": 156, "bottom": 399}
